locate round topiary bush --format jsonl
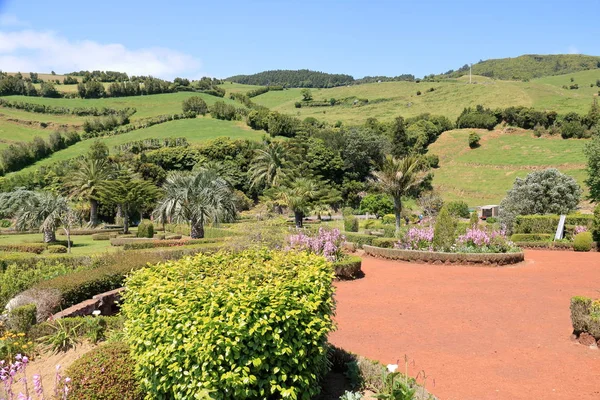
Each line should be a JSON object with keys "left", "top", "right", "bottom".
{"left": 136, "top": 221, "right": 154, "bottom": 238}
{"left": 66, "top": 341, "right": 143, "bottom": 400}
{"left": 47, "top": 245, "right": 67, "bottom": 253}
{"left": 573, "top": 231, "right": 593, "bottom": 252}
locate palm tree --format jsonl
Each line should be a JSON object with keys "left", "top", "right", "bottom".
{"left": 248, "top": 141, "right": 294, "bottom": 189}
{"left": 274, "top": 178, "right": 318, "bottom": 228}
{"left": 14, "top": 192, "right": 70, "bottom": 243}
{"left": 372, "top": 155, "right": 429, "bottom": 234}
{"left": 68, "top": 158, "right": 113, "bottom": 227}
{"left": 153, "top": 169, "right": 236, "bottom": 239}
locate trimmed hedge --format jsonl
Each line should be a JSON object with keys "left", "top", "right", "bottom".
{"left": 122, "top": 238, "right": 223, "bottom": 251}
{"left": 6, "top": 304, "right": 37, "bottom": 333}
{"left": 371, "top": 237, "right": 398, "bottom": 248}
{"left": 91, "top": 233, "right": 111, "bottom": 241}
{"left": 0, "top": 243, "right": 46, "bottom": 254}
{"left": 344, "top": 233, "right": 376, "bottom": 248}
{"left": 47, "top": 245, "right": 67, "bottom": 254}
{"left": 122, "top": 249, "right": 335, "bottom": 399}
{"left": 66, "top": 341, "right": 143, "bottom": 400}
{"left": 34, "top": 247, "right": 223, "bottom": 311}
{"left": 510, "top": 233, "right": 554, "bottom": 242}
{"left": 382, "top": 214, "right": 395, "bottom": 225}
{"left": 136, "top": 221, "right": 154, "bottom": 238}
{"left": 332, "top": 255, "right": 362, "bottom": 279}
{"left": 574, "top": 231, "right": 593, "bottom": 252}
{"left": 69, "top": 228, "right": 122, "bottom": 236}
{"left": 513, "top": 214, "right": 594, "bottom": 234}
{"left": 364, "top": 245, "right": 524, "bottom": 266}
{"left": 163, "top": 224, "right": 235, "bottom": 238}
{"left": 570, "top": 296, "right": 600, "bottom": 339}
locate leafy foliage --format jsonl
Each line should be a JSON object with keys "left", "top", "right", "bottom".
{"left": 181, "top": 96, "right": 208, "bottom": 115}
{"left": 446, "top": 200, "right": 470, "bottom": 218}
{"left": 573, "top": 231, "right": 593, "bottom": 252}
{"left": 227, "top": 69, "right": 354, "bottom": 88}
{"left": 433, "top": 206, "right": 457, "bottom": 251}
{"left": 122, "top": 249, "right": 335, "bottom": 399}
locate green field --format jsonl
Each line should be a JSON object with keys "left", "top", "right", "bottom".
{"left": 244, "top": 71, "right": 600, "bottom": 125}
{"left": 429, "top": 129, "right": 588, "bottom": 206}
{"left": 0, "top": 92, "right": 241, "bottom": 122}
{"left": 0, "top": 121, "right": 58, "bottom": 149}
{"left": 11, "top": 116, "right": 265, "bottom": 174}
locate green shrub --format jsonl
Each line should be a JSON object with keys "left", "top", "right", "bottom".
{"left": 67, "top": 341, "right": 143, "bottom": 400}
{"left": 136, "top": 221, "right": 154, "bottom": 238}
{"left": 344, "top": 233, "right": 376, "bottom": 248}
{"left": 486, "top": 217, "right": 498, "bottom": 224}
{"left": 573, "top": 231, "right": 593, "bottom": 252}
{"left": 433, "top": 206, "right": 457, "bottom": 251}
{"left": 372, "top": 238, "right": 398, "bottom": 248}
{"left": 0, "top": 219, "right": 11, "bottom": 228}
{"left": 0, "top": 243, "right": 46, "bottom": 254}
{"left": 469, "top": 212, "right": 479, "bottom": 226}
{"left": 47, "top": 245, "right": 67, "bottom": 254}
{"left": 593, "top": 204, "right": 600, "bottom": 243}
{"left": 155, "top": 233, "right": 165, "bottom": 240}
{"left": 91, "top": 233, "right": 111, "bottom": 240}
{"left": 446, "top": 201, "right": 470, "bottom": 218}
{"left": 513, "top": 214, "right": 594, "bottom": 234}
{"left": 469, "top": 132, "right": 481, "bottom": 148}
{"left": 382, "top": 225, "right": 397, "bottom": 238}
{"left": 342, "top": 207, "right": 355, "bottom": 217}
{"left": 7, "top": 304, "right": 37, "bottom": 333}
{"left": 165, "top": 234, "right": 182, "bottom": 240}
{"left": 382, "top": 214, "right": 396, "bottom": 225}
{"left": 122, "top": 249, "right": 335, "bottom": 399}
{"left": 510, "top": 233, "right": 554, "bottom": 242}
{"left": 570, "top": 296, "right": 600, "bottom": 339}
{"left": 344, "top": 217, "right": 359, "bottom": 232}
{"left": 69, "top": 228, "right": 122, "bottom": 236}
{"left": 332, "top": 255, "right": 362, "bottom": 280}
{"left": 122, "top": 239, "right": 222, "bottom": 251}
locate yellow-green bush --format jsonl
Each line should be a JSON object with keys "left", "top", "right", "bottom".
{"left": 573, "top": 231, "right": 593, "bottom": 252}
{"left": 122, "top": 249, "right": 335, "bottom": 399}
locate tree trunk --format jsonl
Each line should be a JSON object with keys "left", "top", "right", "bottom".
{"left": 394, "top": 196, "right": 402, "bottom": 236}
{"left": 123, "top": 212, "right": 129, "bottom": 234}
{"left": 116, "top": 204, "right": 123, "bottom": 226}
{"left": 191, "top": 220, "right": 205, "bottom": 239}
{"left": 294, "top": 211, "right": 304, "bottom": 228}
{"left": 90, "top": 199, "right": 99, "bottom": 227}
{"left": 43, "top": 229, "right": 56, "bottom": 243}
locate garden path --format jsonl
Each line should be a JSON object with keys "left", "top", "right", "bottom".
{"left": 330, "top": 250, "right": 600, "bottom": 400}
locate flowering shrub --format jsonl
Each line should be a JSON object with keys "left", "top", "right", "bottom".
{"left": 0, "top": 333, "right": 33, "bottom": 364}
{"left": 0, "top": 355, "right": 70, "bottom": 400}
{"left": 455, "top": 227, "right": 516, "bottom": 253}
{"left": 573, "top": 225, "right": 588, "bottom": 236}
{"left": 395, "top": 227, "right": 434, "bottom": 251}
{"left": 287, "top": 228, "right": 345, "bottom": 262}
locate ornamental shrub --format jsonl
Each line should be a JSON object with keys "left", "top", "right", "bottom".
{"left": 446, "top": 201, "right": 470, "bottom": 219}
{"left": 47, "top": 245, "right": 67, "bottom": 254}
{"left": 382, "top": 214, "right": 396, "bottom": 225}
{"left": 593, "top": 204, "right": 600, "bottom": 243}
{"left": 469, "top": 212, "right": 479, "bottom": 227}
{"left": 344, "top": 217, "right": 359, "bottom": 232}
{"left": 6, "top": 304, "right": 36, "bottom": 333}
{"left": 469, "top": 132, "right": 481, "bottom": 148}
{"left": 122, "top": 249, "right": 335, "bottom": 399}
{"left": 513, "top": 214, "right": 593, "bottom": 234}
{"left": 136, "top": 221, "right": 154, "bottom": 238}
{"left": 67, "top": 341, "right": 143, "bottom": 400}
{"left": 433, "top": 206, "right": 457, "bottom": 251}
{"left": 573, "top": 231, "right": 593, "bottom": 252}
{"left": 510, "top": 233, "right": 553, "bottom": 242}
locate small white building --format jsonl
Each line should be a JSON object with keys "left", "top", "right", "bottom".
{"left": 478, "top": 205, "right": 499, "bottom": 220}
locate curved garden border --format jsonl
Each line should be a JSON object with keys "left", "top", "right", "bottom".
{"left": 363, "top": 245, "right": 524, "bottom": 266}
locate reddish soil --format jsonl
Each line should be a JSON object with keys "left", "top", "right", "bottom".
{"left": 330, "top": 250, "right": 600, "bottom": 400}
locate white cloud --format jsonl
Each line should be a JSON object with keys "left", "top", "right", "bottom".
{"left": 0, "top": 28, "right": 203, "bottom": 79}
{"left": 567, "top": 45, "right": 580, "bottom": 55}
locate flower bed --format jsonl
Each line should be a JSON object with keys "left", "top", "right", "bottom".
{"left": 363, "top": 245, "right": 524, "bottom": 266}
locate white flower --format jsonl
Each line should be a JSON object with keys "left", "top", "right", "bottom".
{"left": 386, "top": 364, "right": 398, "bottom": 373}
{"left": 92, "top": 310, "right": 101, "bottom": 316}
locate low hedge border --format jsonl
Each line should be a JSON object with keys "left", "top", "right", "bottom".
{"left": 122, "top": 238, "right": 224, "bottom": 250}
{"left": 69, "top": 228, "right": 123, "bottom": 236}
{"left": 0, "top": 243, "right": 47, "bottom": 254}
{"left": 570, "top": 296, "right": 600, "bottom": 340}
{"left": 514, "top": 241, "right": 598, "bottom": 251}
{"left": 344, "top": 233, "right": 377, "bottom": 248}
{"left": 332, "top": 255, "right": 362, "bottom": 280}
{"left": 363, "top": 245, "right": 524, "bottom": 266}
{"left": 510, "top": 233, "right": 554, "bottom": 242}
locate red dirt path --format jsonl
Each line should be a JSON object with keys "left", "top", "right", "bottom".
{"left": 330, "top": 250, "right": 600, "bottom": 400}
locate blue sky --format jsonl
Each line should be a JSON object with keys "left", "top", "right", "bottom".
{"left": 0, "top": 0, "right": 598, "bottom": 79}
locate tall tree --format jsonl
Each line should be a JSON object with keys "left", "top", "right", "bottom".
{"left": 248, "top": 141, "right": 294, "bottom": 189}
{"left": 153, "top": 169, "right": 236, "bottom": 239}
{"left": 584, "top": 131, "right": 600, "bottom": 202}
{"left": 390, "top": 116, "right": 410, "bottom": 158}
{"left": 68, "top": 158, "right": 113, "bottom": 226}
{"left": 372, "top": 155, "right": 429, "bottom": 234}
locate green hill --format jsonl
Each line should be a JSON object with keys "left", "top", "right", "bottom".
{"left": 442, "top": 54, "right": 600, "bottom": 81}
{"left": 226, "top": 69, "right": 354, "bottom": 88}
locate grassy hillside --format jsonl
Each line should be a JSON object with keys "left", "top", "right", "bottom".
{"left": 0, "top": 121, "right": 57, "bottom": 149}
{"left": 445, "top": 54, "right": 600, "bottom": 80}
{"left": 11, "top": 116, "right": 265, "bottom": 174}
{"left": 428, "top": 128, "right": 588, "bottom": 206}
{"left": 250, "top": 73, "right": 600, "bottom": 125}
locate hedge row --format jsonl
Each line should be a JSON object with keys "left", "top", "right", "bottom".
{"left": 70, "top": 228, "right": 122, "bottom": 236}
{"left": 514, "top": 241, "right": 598, "bottom": 251}
{"left": 371, "top": 237, "right": 398, "bottom": 248}
{"left": 510, "top": 233, "right": 554, "bottom": 242}
{"left": 513, "top": 214, "right": 594, "bottom": 234}
{"left": 571, "top": 296, "right": 600, "bottom": 340}
{"left": 332, "top": 255, "right": 362, "bottom": 280}
{"left": 0, "top": 243, "right": 47, "bottom": 254}
{"left": 363, "top": 245, "right": 525, "bottom": 266}
{"left": 34, "top": 246, "right": 223, "bottom": 311}
{"left": 122, "top": 238, "right": 223, "bottom": 250}
{"left": 122, "top": 249, "right": 335, "bottom": 399}
{"left": 0, "top": 98, "right": 133, "bottom": 116}
{"left": 343, "top": 232, "right": 377, "bottom": 248}
{"left": 163, "top": 223, "right": 235, "bottom": 238}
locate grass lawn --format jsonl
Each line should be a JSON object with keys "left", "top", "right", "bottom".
{"left": 0, "top": 121, "right": 59, "bottom": 149}
{"left": 10, "top": 116, "right": 266, "bottom": 174}
{"left": 428, "top": 128, "right": 588, "bottom": 206}
{"left": 0, "top": 233, "right": 118, "bottom": 255}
